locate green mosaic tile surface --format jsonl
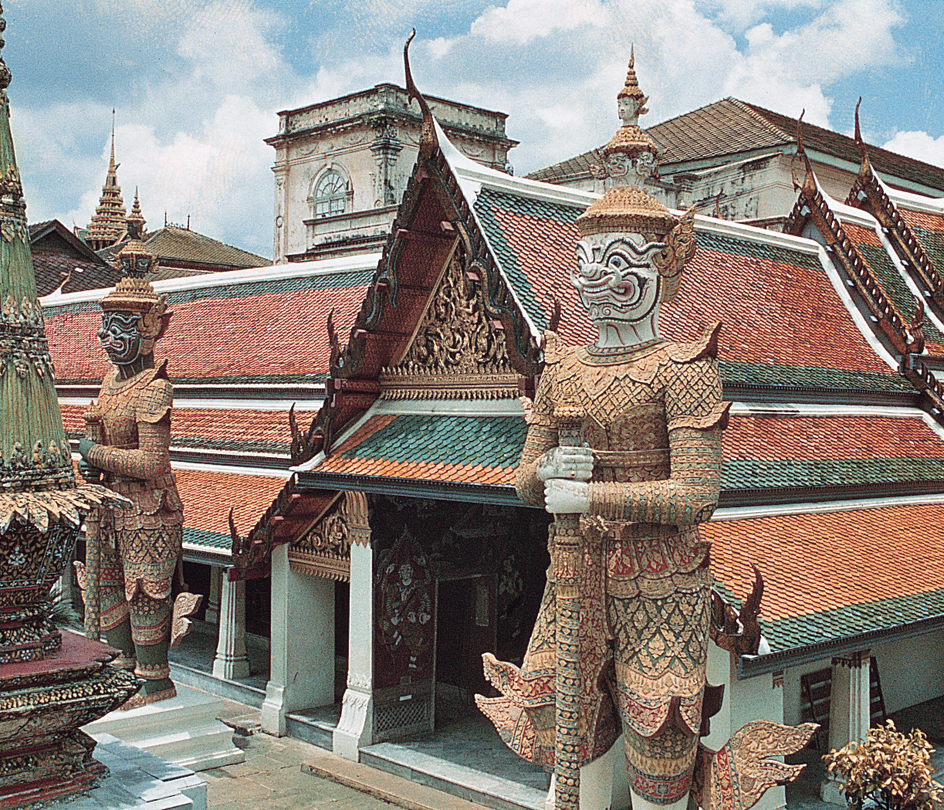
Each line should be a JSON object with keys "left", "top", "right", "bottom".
{"left": 722, "top": 457, "right": 944, "bottom": 490}
{"left": 858, "top": 242, "right": 944, "bottom": 345}
{"left": 343, "top": 414, "right": 528, "bottom": 469}
{"left": 183, "top": 528, "right": 232, "bottom": 550}
{"left": 473, "top": 187, "right": 583, "bottom": 332}
{"left": 697, "top": 231, "right": 823, "bottom": 270}
{"left": 720, "top": 360, "right": 911, "bottom": 392}
{"left": 912, "top": 225, "right": 944, "bottom": 276}
{"left": 42, "top": 267, "right": 375, "bottom": 316}
{"left": 762, "top": 589, "right": 944, "bottom": 652}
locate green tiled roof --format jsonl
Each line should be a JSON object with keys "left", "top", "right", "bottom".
{"left": 761, "top": 589, "right": 944, "bottom": 651}
{"left": 913, "top": 225, "right": 944, "bottom": 274}
{"left": 41, "top": 267, "right": 375, "bottom": 316}
{"left": 183, "top": 528, "right": 231, "bottom": 550}
{"left": 697, "top": 231, "right": 823, "bottom": 270}
{"left": 858, "top": 242, "right": 944, "bottom": 346}
{"left": 722, "top": 458, "right": 944, "bottom": 490}
{"left": 720, "top": 361, "right": 911, "bottom": 392}
{"left": 343, "top": 414, "right": 528, "bottom": 469}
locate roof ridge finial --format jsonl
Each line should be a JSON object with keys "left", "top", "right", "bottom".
{"left": 404, "top": 30, "right": 438, "bottom": 161}
{"left": 791, "top": 110, "right": 817, "bottom": 198}
{"left": 853, "top": 97, "right": 872, "bottom": 178}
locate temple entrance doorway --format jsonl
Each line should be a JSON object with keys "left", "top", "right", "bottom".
{"left": 434, "top": 572, "right": 497, "bottom": 725}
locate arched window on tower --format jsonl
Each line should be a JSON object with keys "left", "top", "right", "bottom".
{"left": 313, "top": 169, "right": 350, "bottom": 218}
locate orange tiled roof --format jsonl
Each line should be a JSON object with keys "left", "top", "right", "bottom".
{"left": 724, "top": 415, "right": 944, "bottom": 461}
{"left": 60, "top": 403, "right": 317, "bottom": 456}
{"left": 44, "top": 271, "right": 371, "bottom": 383}
{"left": 707, "top": 502, "right": 944, "bottom": 649}
{"left": 176, "top": 468, "right": 286, "bottom": 538}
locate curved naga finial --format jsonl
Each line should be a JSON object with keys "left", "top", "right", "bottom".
{"left": 790, "top": 110, "right": 817, "bottom": 199}
{"left": 853, "top": 96, "right": 873, "bottom": 178}
{"left": 709, "top": 564, "right": 765, "bottom": 656}
{"left": 404, "top": 30, "right": 439, "bottom": 161}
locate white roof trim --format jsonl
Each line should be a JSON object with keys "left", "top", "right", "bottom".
{"left": 40, "top": 252, "right": 382, "bottom": 308}
{"left": 372, "top": 397, "right": 525, "bottom": 417}
{"left": 713, "top": 492, "right": 944, "bottom": 521}
{"left": 729, "top": 401, "right": 922, "bottom": 418}
{"left": 170, "top": 460, "right": 291, "bottom": 478}
{"left": 60, "top": 396, "right": 324, "bottom": 412}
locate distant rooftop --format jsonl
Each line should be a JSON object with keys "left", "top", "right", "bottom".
{"left": 528, "top": 97, "right": 944, "bottom": 194}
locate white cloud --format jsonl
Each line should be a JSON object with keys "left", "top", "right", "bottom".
{"left": 470, "top": 0, "right": 608, "bottom": 44}
{"left": 883, "top": 131, "right": 944, "bottom": 171}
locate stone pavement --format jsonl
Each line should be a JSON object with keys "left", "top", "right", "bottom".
{"left": 203, "top": 698, "right": 493, "bottom": 810}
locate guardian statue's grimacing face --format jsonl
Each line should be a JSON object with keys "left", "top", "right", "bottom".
{"left": 573, "top": 231, "right": 665, "bottom": 327}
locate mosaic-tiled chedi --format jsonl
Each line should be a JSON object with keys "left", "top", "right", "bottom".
{"left": 477, "top": 56, "right": 815, "bottom": 810}
{"left": 0, "top": 6, "right": 140, "bottom": 806}
{"left": 75, "top": 221, "right": 201, "bottom": 709}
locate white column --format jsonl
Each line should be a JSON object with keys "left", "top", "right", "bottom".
{"left": 205, "top": 566, "right": 222, "bottom": 626}
{"left": 262, "top": 544, "right": 335, "bottom": 736}
{"left": 821, "top": 650, "right": 871, "bottom": 804}
{"left": 333, "top": 541, "right": 374, "bottom": 760}
{"left": 544, "top": 743, "right": 631, "bottom": 810}
{"left": 212, "top": 571, "right": 250, "bottom": 680}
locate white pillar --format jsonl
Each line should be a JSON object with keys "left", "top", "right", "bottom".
{"left": 262, "top": 544, "right": 335, "bottom": 736}
{"left": 205, "top": 566, "right": 222, "bottom": 626}
{"left": 544, "top": 742, "right": 631, "bottom": 810}
{"left": 333, "top": 541, "right": 374, "bottom": 760}
{"left": 212, "top": 572, "right": 250, "bottom": 680}
{"left": 821, "top": 650, "right": 871, "bottom": 804}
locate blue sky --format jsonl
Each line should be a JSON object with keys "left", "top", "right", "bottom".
{"left": 2, "top": 0, "right": 942, "bottom": 257}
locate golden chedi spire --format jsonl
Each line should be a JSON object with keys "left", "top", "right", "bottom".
{"left": 86, "top": 114, "right": 127, "bottom": 251}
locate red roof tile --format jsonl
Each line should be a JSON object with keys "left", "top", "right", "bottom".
{"left": 175, "top": 468, "right": 287, "bottom": 537}
{"left": 45, "top": 284, "right": 369, "bottom": 382}
{"left": 724, "top": 415, "right": 944, "bottom": 461}
{"left": 706, "top": 503, "right": 944, "bottom": 622}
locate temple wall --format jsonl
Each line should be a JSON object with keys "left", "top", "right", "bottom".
{"left": 873, "top": 631, "right": 944, "bottom": 714}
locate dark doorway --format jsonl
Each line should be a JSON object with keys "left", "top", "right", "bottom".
{"left": 435, "top": 573, "right": 496, "bottom": 725}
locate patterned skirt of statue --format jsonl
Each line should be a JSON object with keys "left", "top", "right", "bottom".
{"left": 478, "top": 517, "right": 711, "bottom": 801}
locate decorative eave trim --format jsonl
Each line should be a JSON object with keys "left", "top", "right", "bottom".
{"left": 786, "top": 182, "right": 919, "bottom": 356}
{"left": 296, "top": 470, "right": 519, "bottom": 506}
{"left": 849, "top": 168, "right": 944, "bottom": 311}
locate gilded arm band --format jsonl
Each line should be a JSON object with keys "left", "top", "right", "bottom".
{"left": 588, "top": 426, "right": 723, "bottom": 525}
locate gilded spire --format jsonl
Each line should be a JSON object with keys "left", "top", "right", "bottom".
{"left": 128, "top": 187, "right": 146, "bottom": 237}
{"left": 591, "top": 48, "right": 661, "bottom": 192}
{"left": 616, "top": 45, "right": 649, "bottom": 123}
{"left": 580, "top": 49, "right": 674, "bottom": 236}
{"left": 86, "top": 112, "right": 127, "bottom": 251}
{"left": 0, "top": 2, "right": 73, "bottom": 497}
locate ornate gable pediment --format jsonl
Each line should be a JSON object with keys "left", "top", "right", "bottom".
{"left": 288, "top": 491, "right": 370, "bottom": 581}
{"left": 379, "top": 246, "right": 519, "bottom": 400}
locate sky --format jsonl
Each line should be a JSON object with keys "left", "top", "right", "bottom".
{"left": 2, "top": 0, "right": 942, "bottom": 258}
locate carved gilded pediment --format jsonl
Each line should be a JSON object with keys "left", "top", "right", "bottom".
{"left": 379, "top": 249, "right": 519, "bottom": 400}
{"left": 288, "top": 491, "right": 369, "bottom": 581}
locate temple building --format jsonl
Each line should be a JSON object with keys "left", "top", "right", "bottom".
{"left": 530, "top": 96, "right": 944, "bottom": 231}
{"left": 40, "top": 62, "right": 944, "bottom": 810}
{"left": 265, "top": 83, "right": 517, "bottom": 263}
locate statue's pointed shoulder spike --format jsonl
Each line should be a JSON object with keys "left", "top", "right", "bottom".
{"left": 403, "top": 30, "right": 438, "bottom": 160}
